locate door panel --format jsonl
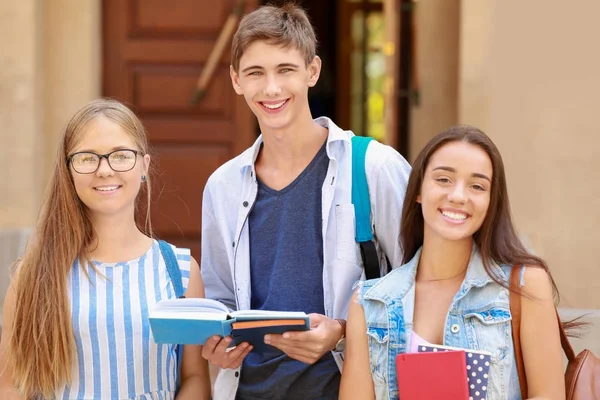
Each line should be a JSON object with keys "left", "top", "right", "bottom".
{"left": 103, "top": 0, "right": 258, "bottom": 259}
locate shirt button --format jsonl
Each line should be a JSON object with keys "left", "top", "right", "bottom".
{"left": 235, "top": 371, "right": 239, "bottom": 378}
{"left": 450, "top": 324, "right": 460, "bottom": 334}
{"left": 242, "top": 201, "right": 249, "bottom": 207}
{"left": 232, "top": 241, "right": 235, "bottom": 247}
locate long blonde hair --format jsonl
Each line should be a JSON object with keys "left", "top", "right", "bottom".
{"left": 7, "top": 98, "right": 153, "bottom": 398}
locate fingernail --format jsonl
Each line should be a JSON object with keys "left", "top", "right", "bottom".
{"left": 240, "top": 343, "right": 248, "bottom": 349}
{"left": 283, "top": 333, "right": 289, "bottom": 339}
{"left": 213, "top": 336, "right": 220, "bottom": 342}
{"left": 225, "top": 337, "right": 232, "bottom": 344}
{"left": 264, "top": 335, "right": 271, "bottom": 343}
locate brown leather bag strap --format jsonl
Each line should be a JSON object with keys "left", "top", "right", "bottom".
{"left": 510, "top": 266, "right": 528, "bottom": 400}
{"left": 510, "top": 266, "right": 578, "bottom": 398}
{"left": 556, "top": 308, "right": 576, "bottom": 362}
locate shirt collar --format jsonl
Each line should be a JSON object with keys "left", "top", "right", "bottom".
{"left": 237, "top": 117, "right": 350, "bottom": 173}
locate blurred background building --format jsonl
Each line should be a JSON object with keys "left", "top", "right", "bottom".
{"left": 1, "top": 0, "right": 598, "bottom": 351}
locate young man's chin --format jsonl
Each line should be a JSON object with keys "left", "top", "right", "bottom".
{"left": 260, "top": 122, "right": 291, "bottom": 134}
{"left": 256, "top": 112, "right": 295, "bottom": 132}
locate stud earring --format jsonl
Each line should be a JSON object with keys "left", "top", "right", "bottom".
{"left": 141, "top": 175, "right": 146, "bottom": 182}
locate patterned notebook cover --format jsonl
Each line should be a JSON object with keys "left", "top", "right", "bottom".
{"left": 418, "top": 344, "right": 492, "bottom": 400}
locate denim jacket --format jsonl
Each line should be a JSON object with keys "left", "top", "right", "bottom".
{"left": 200, "top": 117, "right": 411, "bottom": 399}
{"left": 356, "top": 246, "right": 523, "bottom": 400}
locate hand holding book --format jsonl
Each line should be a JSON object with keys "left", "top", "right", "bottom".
{"left": 263, "top": 313, "right": 345, "bottom": 364}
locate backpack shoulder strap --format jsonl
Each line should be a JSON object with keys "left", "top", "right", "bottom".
{"left": 351, "top": 135, "right": 381, "bottom": 280}
{"left": 158, "top": 240, "right": 185, "bottom": 298}
{"left": 351, "top": 135, "right": 374, "bottom": 242}
{"left": 158, "top": 240, "right": 185, "bottom": 390}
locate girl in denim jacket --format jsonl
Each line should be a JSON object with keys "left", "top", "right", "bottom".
{"left": 340, "top": 126, "right": 565, "bottom": 400}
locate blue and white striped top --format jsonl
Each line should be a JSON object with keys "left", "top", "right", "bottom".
{"left": 55, "top": 240, "right": 191, "bottom": 400}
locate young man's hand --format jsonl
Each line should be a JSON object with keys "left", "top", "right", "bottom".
{"left": 264, "top": 313, "right": 343, "bottom": 364}
{"left": 201, "top": 336, "right": 253, "bottom": 369}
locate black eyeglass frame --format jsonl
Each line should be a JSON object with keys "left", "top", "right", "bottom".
{"left": 66, "top": 149, "right": 144, "bottom": 174}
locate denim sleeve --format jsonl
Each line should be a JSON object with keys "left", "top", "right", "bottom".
{"left": 500, "top": 264, "right": 526, "bottom": 288}
{"left": 352, "top": 280, "right": 366, "bottom": 307}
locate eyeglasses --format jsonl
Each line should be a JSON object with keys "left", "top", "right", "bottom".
{"left": 67, "top": 149, "right": 143, "bottom": 174}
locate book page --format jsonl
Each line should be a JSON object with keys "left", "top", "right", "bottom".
{"left": 230, "top": 310, "right": 308, "bottom": 319}
{"left": 150, "top": 310, "right": 229, "bottom": 321}
{"left": 231, "top": 319, "right": 306, "bottom": 329}
{"left": 417, "top": 343, "right": 491, "bottom": 356}
{"left": 150, "top": 298, "right": 231, "bottom": 320}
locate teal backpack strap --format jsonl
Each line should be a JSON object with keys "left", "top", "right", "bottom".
{"left": 157, "top": 240, "right": 184, "bottom": 392}
{"left": 351, "top": 136, "right": 375, "bottom": 242}
{"left": 351, "top": 136, "right": 382, "bottom": 280}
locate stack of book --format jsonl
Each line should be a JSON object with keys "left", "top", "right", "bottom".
{"left": 396, "top": 343, "right": 491, "bottom": 400}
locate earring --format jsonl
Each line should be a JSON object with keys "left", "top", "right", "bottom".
{"left": 141, "top": 175, "right": 146, "bottom": 182}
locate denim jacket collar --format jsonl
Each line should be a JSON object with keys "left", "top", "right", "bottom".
{"left": 363, "top": 243, "right": 507, "bottom": 306}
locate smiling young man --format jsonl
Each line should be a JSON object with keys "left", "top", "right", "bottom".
{"left": 199, "top": 3, "right": 411, "bottom": 399}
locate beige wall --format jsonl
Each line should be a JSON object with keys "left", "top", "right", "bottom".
{"left": 460, "top": 0, "right": 600, "bottom": 308}
{"left": 0, "top": 0, "right": 101, "bottom": 228}
{"left": 409, "top": 0, "right": 460, "bottom": 162}
{"left": 0, "top": 0, "right": 45, "bottom": 228}
{"left": 43, "top": 0, "right": 102, "bottom": 180}
{"left": 0, "top": 0, "right": 101, "bottom": 321}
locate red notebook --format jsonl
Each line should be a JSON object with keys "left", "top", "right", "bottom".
{"left": 396, "top": 350, "right": 469, "bottom": 400}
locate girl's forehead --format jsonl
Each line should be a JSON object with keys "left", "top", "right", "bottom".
{"left": 73, "top": 118, "right": 136, "bottom": 152}
{"left": 428, "top": 142, "right": 492, "bottom": 172}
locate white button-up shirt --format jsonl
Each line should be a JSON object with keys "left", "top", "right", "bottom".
{"left": 200, "top": 117, "right": 411, "bottom": 399}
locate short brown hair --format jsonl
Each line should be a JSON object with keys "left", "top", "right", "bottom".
{"left": 231, "top": 3, "right": 317, "bottom": 72}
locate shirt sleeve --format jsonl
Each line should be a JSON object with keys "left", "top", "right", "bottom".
{"left": 199, "top": 183, "right": 238, "bottom": 311}
{"left": 365, "top": 141, "right": 412, "bottom": 272}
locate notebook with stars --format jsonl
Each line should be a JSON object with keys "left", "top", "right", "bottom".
{"left": 418, "top": 344, "right": 492, "bottom": 400}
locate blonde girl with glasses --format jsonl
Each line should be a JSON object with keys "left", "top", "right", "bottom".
{"left": 0, "top": 98, "right": 211, "bottom": 399}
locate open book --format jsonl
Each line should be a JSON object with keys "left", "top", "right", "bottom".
{"left": 149, "top": 298, "right": 310, "bottom": 352}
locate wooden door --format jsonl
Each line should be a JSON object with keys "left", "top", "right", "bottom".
{"left": 103, "top": 0, "right": 258, "bottom": 258}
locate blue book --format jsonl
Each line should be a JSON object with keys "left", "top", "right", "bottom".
{"left": 149, "top": 298, "right": 310, "bottom": 352}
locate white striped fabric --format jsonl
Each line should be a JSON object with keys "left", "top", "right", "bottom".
{"left": 54, "top": 240, "right": 191, "bottom": 400}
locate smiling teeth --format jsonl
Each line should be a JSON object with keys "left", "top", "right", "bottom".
{"left": 263, "top": 101, "right": 286, "bottom": 109}
{"left": 96, "top": 186, "right": 118, "bottom": 191}
{"left": 442, "top": 211, "right": 467, "bottom": 220}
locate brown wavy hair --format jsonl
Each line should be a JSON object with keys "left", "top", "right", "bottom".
{"left": 6, "top": 98, "right": 153, "bottom": 398}
{"left": 401, "top": 125, "right": 555, "bottom": 292}
{"left": 401, "top": 125, "right": 589, "bottom": 335}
